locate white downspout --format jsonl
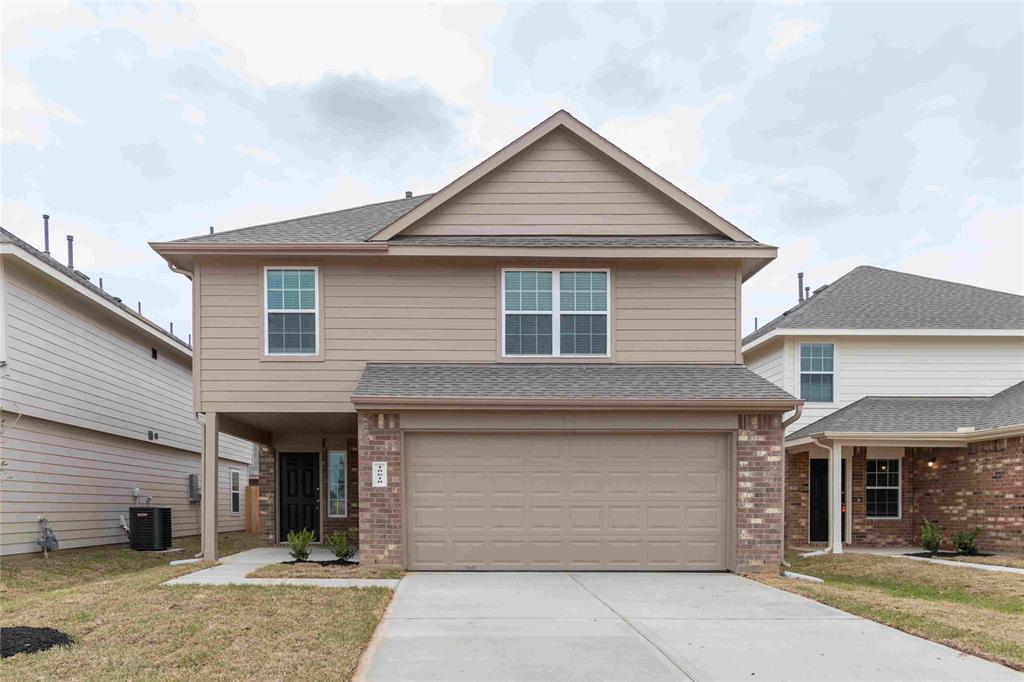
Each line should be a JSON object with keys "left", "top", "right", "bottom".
{"left": 778, "top": 405, "right": 803, "bottom": 569}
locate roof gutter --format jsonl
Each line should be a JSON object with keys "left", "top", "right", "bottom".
{"left": 150, "top": 242, "right": 390, "bottom": 256}
{"left": 351, "top": 396, "right": 802, "bottom": 412}
{"left": 786, "top": 422, "right": 1024, "bottom": 448}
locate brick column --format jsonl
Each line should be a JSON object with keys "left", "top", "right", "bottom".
{"left": 257, "top": 446, "right": 277, "bottom": 544}
{"left": 784, "top": 450, "right": 809, "bottom": 547}
{"left": 358, "top": 413, "right": 402, "bottom": 565}
{"left": 736, "top": 413, "right": 785, "bottom": 572}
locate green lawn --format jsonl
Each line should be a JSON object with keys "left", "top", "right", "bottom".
{"left": 1, "top": 533, "right": 393, "bottom": 680}
{"left": 753, "top": 552, "right": 1024, "bottom": 671}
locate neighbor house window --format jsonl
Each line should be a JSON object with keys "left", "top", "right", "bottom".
{"left": 265, "top": 267, "right": 318, "bottom": 355}
{"left": 503, "top": 269, "right": 608, "bottom": 357}
{"left": 327, "top": 451, "right": 347, "bottom": 517}
{"left": 800, "top": 343, "right": 834, "bottom": 402}
{"left": 230, "top": 469, "right": 241, "bottom": 514}
{"left": 866, "top": 458, "right": 900, "bottom": 518}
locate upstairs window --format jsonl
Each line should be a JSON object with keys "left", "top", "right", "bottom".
{"left": 800, "top": 343, "right": 834, "bottom": 402}
{"left": 265, "top": 267, "right": 318, "bottom": 355}
{"left": 502, "top": 269, "right": 609, "bottom": 357}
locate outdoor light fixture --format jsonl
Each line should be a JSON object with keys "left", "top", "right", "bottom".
{"left": 927, "top": 458, "right": 936, "bottom": 468}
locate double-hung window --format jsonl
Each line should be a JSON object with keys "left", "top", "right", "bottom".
{"left": 503, "top": 269, "right": 609, "bottom": 357}
{"left": 229, "top": 469, "right": 241, "bottom": 514}
{"left": 800, "top": 343, "right": 834, "bottom": 402}
{"left": 327, "top": 451, "right": 347, "bottom": 517}
{"left": 265, "top": 267, "right": 318, "bottom": 355}
{"left": 866, "top": 458, "right": 900, "bottom": 518}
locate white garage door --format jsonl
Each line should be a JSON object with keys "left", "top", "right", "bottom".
{"left": 404, "top": 431, "right": 732, "bottom": 571}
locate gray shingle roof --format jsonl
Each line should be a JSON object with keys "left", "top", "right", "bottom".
{"left": 744, "top": 266, "right": 1024, "bottom": 345}
{"left": 789, "top": 379, "right": 1024, "bottom": 439}
{"left": 389, "top": 235, "right": 770, "bottom": 248}
{"left": 353, "top": 363, "right": 798, "bottom": 402}
{"left": 0, "top": 226, "right": 190, "bottom": 351}
{"left": 172, "top": 194, "right": 433, "bottom": 244}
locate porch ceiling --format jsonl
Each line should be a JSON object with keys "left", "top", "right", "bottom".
{"left": 221, "top": 412, "right": 357, "bottom": 442}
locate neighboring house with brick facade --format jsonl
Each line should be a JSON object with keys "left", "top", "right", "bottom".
{"left": 0, "top": 226, "right": 254, "bottom": 555}
{"left": 743, "top": 266, "right": 1024, "bottom": 553}
{"left": 152, "top": 110, "right": 801, "bottom": 573}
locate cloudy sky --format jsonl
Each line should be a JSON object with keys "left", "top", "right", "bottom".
{"left": 2, "top": 1, "right": 1021, "bottom": 340}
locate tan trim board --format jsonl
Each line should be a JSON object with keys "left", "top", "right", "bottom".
{"left": 743, "top": 327, "right": 1024, "bottom": 353}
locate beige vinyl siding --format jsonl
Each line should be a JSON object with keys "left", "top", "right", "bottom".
{"left": 1, "top": 260, "right": 252, "bottom": 462}
{"left": 403, "top": 130, "right": 717, "bottom": 237}
{"left": 0, "top": 414, "right": 246, "bottom": 556}
{"left": 197, "top": 258, "right": 741, "bottom": 412}
{"left": 746, "top": 335, "right": 1024, "bottom": 434}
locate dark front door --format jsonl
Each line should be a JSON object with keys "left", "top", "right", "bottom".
{"left": 279, "top": 453, "right": 319, "bottom": 541}
{"left": 809, "top": 458, "right": 847, "bottom": 543}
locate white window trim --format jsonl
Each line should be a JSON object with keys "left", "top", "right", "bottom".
{"left": 263, "top": 265, "right": 320, "bottom": 356}
{"left": 500, "top": 267, "right": 611, "bottom": 358}
{"left": 229, "top": 468, "right": 241, "bottom": 515}
{"left": 798, "top": 342, "right": 837, "bottom": 405}
{"left": 326, "top": 450, "right": 348, "bottom": 518}
{"left": 865, "top": 457, "right": 901, "bottom": 520}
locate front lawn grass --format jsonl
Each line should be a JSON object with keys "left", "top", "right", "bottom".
{"left": 752, "top": 552, "right": 1024, "bottom": 671}
{"left": 248, "top": 563, "right": 403, "bottom": 580}
{"left": 1, "top": 531, "right": 262, "bottom": 602}
{"left": 0, "top": 532, "right": 393, "bottom": 680}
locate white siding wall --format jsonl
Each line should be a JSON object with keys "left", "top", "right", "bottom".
{"left": 0, "top": 259, "right": 251, "bottom": 462}
{"left": 745, "top": 335, "right": 1024, "bottom": 433}
{"left": 0, "top": 413, "right": 246, "bottom": 555}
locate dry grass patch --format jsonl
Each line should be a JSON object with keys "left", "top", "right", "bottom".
{"left": 944, "top": 554, "right": 1024, "bottom": 570}
{"left": 1, "top": 532, "right": 262, "bottom": 603}
{"left": 1, "top": 560, "right": 392, "bottom": 680}
{"left": 248, "top": 563, "right": 403, "bottom": 580}
{"left": 755, "top": 552, "right": 1024, "bottom": 671}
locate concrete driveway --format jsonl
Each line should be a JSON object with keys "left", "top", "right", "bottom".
{"left": 356, "top": 572, "right": 1019, "bottom": 682}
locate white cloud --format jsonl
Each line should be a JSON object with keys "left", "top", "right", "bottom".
{"left": 180, "top": 104, "right": 206, "bottom": 125}
{"left": 766, "top": 18, "right": 821, "bottom": 58}
{"left": 234, "top": 144, "right": 280, "bottom": 163}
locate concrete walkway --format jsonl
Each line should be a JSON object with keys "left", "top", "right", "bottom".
{"left": 843, "top": 546, "right": 1024, "bottom": 575}
{"left": 355, "top": 572, "right": 1020, "bottom": 682}
{"left": 163, "top": 547, "right": 400, "bottom": 588}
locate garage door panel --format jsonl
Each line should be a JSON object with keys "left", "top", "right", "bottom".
{"left": 405, "top": 432, "right": 731, "bottom": 571}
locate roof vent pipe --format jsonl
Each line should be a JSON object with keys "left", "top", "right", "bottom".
{"left": 99, "top": 277, "right": 104, "bottom": 290}
{"left": 805, "top": 286, "right": 810, "bottom": 300}
{"left": 43, "top": 214, "right": 51, "bottom": 254}
{"left": 798, "top": 272, "right": 804, "bottom": 302}
{"left": 67, "top": 235, "right": 74, "bottom": 269}
{"left": 209, "top": 226, "right": 214, "bottom": 234}
{"left": 754, "top": 317, "right": 759, "bottom": 331}
{"left": 170, "top": 322, "right": 174, "bottom": 336}
{"left": 137, "top": 301, "right": 142, "bottom": 314}
{"left": 405, "top": 191, "right": 412, "bottom": 198}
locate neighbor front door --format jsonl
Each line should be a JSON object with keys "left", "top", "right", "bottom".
{"left": 279, "top": 453, "right": 320, "bottom": 541}
{"left": 809, "top": 458, "right": 847, "bottom": 543}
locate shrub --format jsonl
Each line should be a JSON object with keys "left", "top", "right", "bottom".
{"left": 325, "top": 531, "right": 355, "bottom": 561}
{"left": 920, "top": 519, "right": 943, "bottom": 553}
{"left": 952, "top": 528, "right": 980, "bottom": 555}
{"left": 286, "top": 528, "right": 316, "bottom": 562}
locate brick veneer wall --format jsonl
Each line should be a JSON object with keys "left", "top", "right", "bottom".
{"left": 357, "top": 413, "right": 402, "bottom": 565}
{"left": 736, "top": 413, "right": 785, "bottom": 572}
{"left": 851, "top": 446, "right": 917, "bottom": 547}
{"left": 784, "top": 451, "right": 809, "bottom": 547}
{"left": 321, "top": 440, "right": 360, "bottom": 545}
{"left": 912, "top": 437, "right": 1023, "bottom": 553}
{"left": 257, "top": 445, "right": 277, "bottom": 544}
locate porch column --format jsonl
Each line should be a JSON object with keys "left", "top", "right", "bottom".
{"left": 830, "top": 443, "right": 844, "bottom": 554}
{"left": 201, "top": 412, "right": 220, "bottom": 561}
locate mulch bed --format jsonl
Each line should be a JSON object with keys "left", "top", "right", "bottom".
{"left": 1, "top": 627, "right": 74, "bottom": 658}
{"left": 280, "top": 559, "right": 358, "bottom": 567}
{"left": 905, "top": 551, "right": 994, "bottom": 558}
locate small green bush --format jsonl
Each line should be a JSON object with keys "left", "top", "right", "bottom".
{"left": 920, "top": 519, "right": 943, "bottom": 553}
{"left": 325, "top": 531, "right": 355, "bottom": 561}
{"left": 952, "top": 528, "right": 980, "bottom": 555}
{"left": 286, "top": 528, "right": 316, "bottom": 562}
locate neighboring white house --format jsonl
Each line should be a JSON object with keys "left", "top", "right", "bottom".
{"left": 743, "top": 265, "right": 1024, "bottom": 554}
{"left": 744, "top": 266, "right": 1024, "bottom": 435}
{"left": 0, "top": 225, "right": 255, "bottom": 555}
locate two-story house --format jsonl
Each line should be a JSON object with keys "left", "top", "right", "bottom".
{"left": 152, "top": 111, "right": 801, "bottom": 573}
{"left": 0, "top": 226, "right": 254, "bottom": 555}
{"left": 744, "top": 266, "right": 1024, "bottom": 553}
